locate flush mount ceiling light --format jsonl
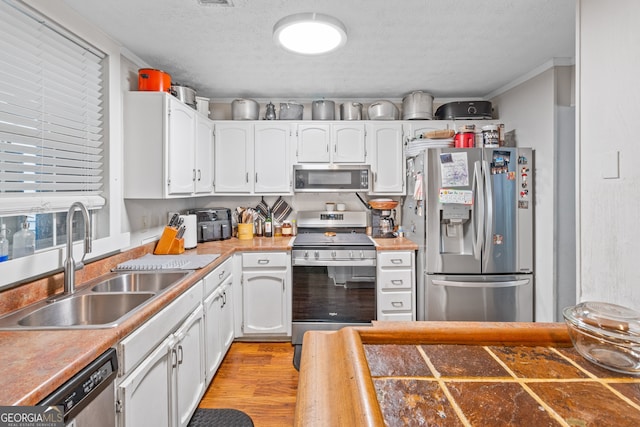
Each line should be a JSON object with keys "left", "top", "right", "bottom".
{"left": 273, "top": 13, "right": 347, "bottom": 55}
{"left": 197, "top": 0, "right": 233, "bottom": 5}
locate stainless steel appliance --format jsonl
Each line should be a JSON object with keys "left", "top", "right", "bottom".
{"left": 292, "top": 211, "right": 376, "bottom": 368}
{"left": 403, "top": 147, "right": 534, "bottom": 321}
{"left": 39, "top": 348, "right": 118, "bottom": 426}
{"left": 189, "top": 208, "right": 232, "bottom": 242}
{"left": 293, "top": 164, "right": 370, "bottom": 192}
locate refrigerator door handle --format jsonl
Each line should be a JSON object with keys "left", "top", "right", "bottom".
{"left": 482, "top": 160, "right": 494, "bottom": 271}
{"left": 432, "top": 279, "right": 530, "bottom": 288}
{"left": 472, "top": 160, "right": 484, "bottom": 260}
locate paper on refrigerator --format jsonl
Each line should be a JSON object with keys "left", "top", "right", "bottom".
{"left": 439, "top": 152, "right": 469, "bottom": 187}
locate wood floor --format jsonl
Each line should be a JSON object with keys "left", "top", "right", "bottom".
{"left": 198, "top": 342, "right": 299, "bottom": 427}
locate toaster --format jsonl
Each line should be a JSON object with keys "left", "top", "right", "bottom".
{"left": 189, "top": 208, "right": 232, "bottom": 242}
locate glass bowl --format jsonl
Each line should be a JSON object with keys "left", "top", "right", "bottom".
{"left": 563, "top": 301, "right": 640, "bottom": 375}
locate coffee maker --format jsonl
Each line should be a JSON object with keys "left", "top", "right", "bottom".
{"left": 371, "top": 209, "right": 396, "bottom": 238}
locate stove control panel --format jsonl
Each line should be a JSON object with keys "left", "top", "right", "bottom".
{"left": 292, "top": 248, "right": 376, "bottom": 266}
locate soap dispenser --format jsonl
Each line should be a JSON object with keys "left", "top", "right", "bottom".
{"left": 12, "top": 219, "right": 35, "bottom": 259}
{"left": 0, "top": 224, "right": 8, "bottom": 262}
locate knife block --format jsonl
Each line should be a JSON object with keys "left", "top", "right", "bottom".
{"left": 154, "top": 226, "right": 185, "bottom": 255}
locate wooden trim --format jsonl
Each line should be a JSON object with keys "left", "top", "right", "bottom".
{"left": 294, "top": 322, "right": 572, "bottom": 426}
{"left": 360, "top": 321, "right": 572, "bottom": 346}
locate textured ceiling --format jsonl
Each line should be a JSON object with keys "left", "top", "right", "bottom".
{"left": 61, "top": 0, "right": 575, "bottom": 100}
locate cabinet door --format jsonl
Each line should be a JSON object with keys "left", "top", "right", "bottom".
{"left": 367, "top": 123, "right": 404, "bottom": 194}
{"left": 333, "top": 123, "right": 366, "bottom": 163}
{"left": 242, "top": 270, "right": 287, "bottom": 334}
{"left": 117, "top": 336, "right": 173, "bottom": 427}
{"left": 376, "top": 251, "right": 416, "bottom": 321}
{"left": 297, "top": 124, "right": 330, "bottom": 162}
{"left": 214, "top": 123, "right": 253, "bottom": 192}
{"left": 167, "top": 98, "right": 196, "bottom": 195}
{"left": 203, "top": 288, "right": 224, "bottom": 384}
{"left": 254, "top": 123, "right": 291, "bottom": 193}
{"left": 194, "top": 115, "right": 214, "bottom": 194}
{"left": 174, "top": 304, "right": 206, "bottom": 427}
{"left": 220, "top": 276, "right": 235, "bottom": 351}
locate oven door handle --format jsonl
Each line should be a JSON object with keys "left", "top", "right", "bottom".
{"left": 292, "top": 259, "right": 376, "bottom": 267}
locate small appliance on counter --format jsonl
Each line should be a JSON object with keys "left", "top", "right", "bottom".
{"left": 368, "top": 199, "right": 398, "bottom": 238}
{"left": 189, "top": 208, "right": 232, "bottom": 242}
{"left": 371, "top": 209, "right": 396, "bottom": 238}
{"left": 179, "top": 214, "right": 197, "bottom": 249}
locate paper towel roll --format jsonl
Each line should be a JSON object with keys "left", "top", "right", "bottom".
{"left": 180, "top": 214, "right": 197, "bottom": 249}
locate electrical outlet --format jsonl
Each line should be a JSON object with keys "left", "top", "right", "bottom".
{"left": 142, "top": 215, "right": 149, "bottom": 230}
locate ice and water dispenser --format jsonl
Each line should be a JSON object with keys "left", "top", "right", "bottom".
{"left": 438, "top": 190, "right": 473, "bottom": 255}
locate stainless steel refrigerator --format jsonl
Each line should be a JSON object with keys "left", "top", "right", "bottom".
{"left": 403, "top": 147, "right": 534, "bottom": 321}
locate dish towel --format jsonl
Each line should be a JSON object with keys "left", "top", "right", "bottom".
{"left": 271, "top": 196, "right": 292, "bottom": 223}
{"left": 413, "top": 171, "right": 424, "bottom": 201}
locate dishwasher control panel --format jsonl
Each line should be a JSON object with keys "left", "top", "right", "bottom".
{"left": 39, "top": 348, "right": 118, "bottom": 421}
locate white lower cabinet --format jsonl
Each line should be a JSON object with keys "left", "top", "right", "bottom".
{"left": 239, "top": 252, "right": 291, "bottom": 336}
{"left": 376, "top": 251, "right": 416, "bottom": 321}
{"left": 174, "top": 305, "right": 206, "bottom": 427}
{"left": 117, "top": 336, "right": 173, "bottom": 427}
{"left": 219, "top": 278, "right": 234, "bottom": 352}
{"left": 203, "top": 258, "right": 234, "bottom": 384}
{"left": 116, "top": 281, "right": 205, "bottom": 427}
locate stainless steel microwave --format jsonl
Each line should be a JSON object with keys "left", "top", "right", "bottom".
{"left": 293, "top": 164, "right": 371, "bottom": 192}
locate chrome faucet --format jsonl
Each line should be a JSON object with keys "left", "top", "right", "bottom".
{"left": 63, "top": 202, "right": 92, "bottom": 295}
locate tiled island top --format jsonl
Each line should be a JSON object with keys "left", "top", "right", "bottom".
{"left": 295, "top": 322, "right": 640, "bottom": 427}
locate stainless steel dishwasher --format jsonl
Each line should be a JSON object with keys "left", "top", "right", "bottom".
{"left": 39, "top": 348, "right": 118, "bottom": 427}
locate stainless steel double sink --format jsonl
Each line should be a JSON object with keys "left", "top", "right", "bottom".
{"left": 0, "top": 271, "right": 193, "bottom": 330}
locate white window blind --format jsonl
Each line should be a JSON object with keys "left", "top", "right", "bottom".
{"left": 0, "top": 0, "right": 106, "bottom": 214}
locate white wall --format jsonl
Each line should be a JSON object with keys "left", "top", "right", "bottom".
{"left": 577, "top": 0, "right": 640, "bottom": 309}
{"left": 491, "top": 66, "right": 575, "bottom": 321}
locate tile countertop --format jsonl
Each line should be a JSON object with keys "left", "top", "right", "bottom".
{"left": 294, "top": 322, "right": 640, "bottom": 427}
{"left": 0, "top": 235, "right": 417, "bottom": 406}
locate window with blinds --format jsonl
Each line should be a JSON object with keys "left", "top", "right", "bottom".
{"left": 0, "top": 0, "right": 106, "bottom": 215}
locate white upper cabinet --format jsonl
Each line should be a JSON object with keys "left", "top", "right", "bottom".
{"left": 213, "top": 122, "right": 292, "bottom": 194}
{"left": 254, "top": 123, "right": 292, "bottom": 193}
{"left": 214, "top": 122, "right": 254, "bottom": 193}
{"left": 296, "top": 124, "right": 330, "bottom": 162}
{"left": 332, "top": 124, "right": 366, "bottom": 163}
{"left": 194, "top": 115, "right": 215, "bottom": 194}
{"left": 123, "top": 91, "right": 213, "bottom": 199}
{"left": 367, "top": 122, "right": 405, "bottom": 194}
{"left": 296, "top": 122, "right": 366, "bottom": 164}
{"left": 167, "top": 100, "right": 196, "bottom": 195}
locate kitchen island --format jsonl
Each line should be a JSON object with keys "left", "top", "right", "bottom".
{"left": 295, "top": 322, "right": 640, "bottom": 426}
